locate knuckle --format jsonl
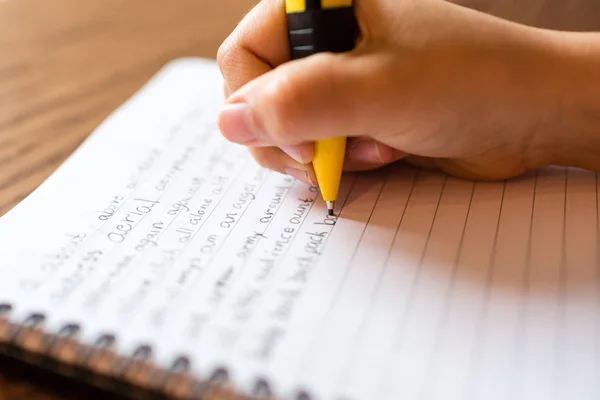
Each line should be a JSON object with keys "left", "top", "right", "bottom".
{"left": 216, "top": 38, "right": 239, "bottom": 77}
{"left": 216, "top": 35, "right": 231, "bottom": 65}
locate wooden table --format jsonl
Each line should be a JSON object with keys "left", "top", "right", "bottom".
{"left": 0, "top": 0, "right": 599, "bottom": 398}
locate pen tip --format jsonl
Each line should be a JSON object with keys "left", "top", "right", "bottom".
{"left": 326, "top": 201, "right": 335, "bottom": 216}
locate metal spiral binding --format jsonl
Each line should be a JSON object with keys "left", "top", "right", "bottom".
{"left": 0, "top": 306, "right": 250, "bottom": 399}
{"left": 251, "top": 378, "right": 273, "bottom": 400}
{"left": 295, "top": 390, "right": 312, "bottom": 400}
{"left": 162, "top": 356, "right": 197, "bottom": 399}
{"left": 0, "top": 304, "right": 13, "bottom": 342}
{"left": 198, "top": 367, "right": 231, "bottom": 399}
{"left": 0, "top": 305, "right": 324, "bottom": 400}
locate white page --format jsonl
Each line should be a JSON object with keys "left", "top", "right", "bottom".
{"left": 0, "top": 58, "right": 599, "bottom": 400}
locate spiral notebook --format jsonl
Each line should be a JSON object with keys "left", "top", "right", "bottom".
{"left": 0, "top": 58, "right": 599, "bottom": 400}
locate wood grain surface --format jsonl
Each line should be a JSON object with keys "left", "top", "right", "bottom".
{"left": 0, "top": 0, "right": 598, "bottom": 398}
{"left": 0, "top": 0, "right": 258, "bottom": 217}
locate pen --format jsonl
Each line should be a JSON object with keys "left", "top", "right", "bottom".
{"left": 285, "top": 0, "right": 358, "bottom": 216}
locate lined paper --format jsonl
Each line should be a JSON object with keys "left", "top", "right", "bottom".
{"left": 0, "top": 58, "right": 599, "bottom": 400}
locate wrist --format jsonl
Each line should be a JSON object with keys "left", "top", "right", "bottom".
{"left": 535, "top": 30, "right": 600, "bottom": 171}
{"left": 460, "top": 16, "right": 585, "bottom": 173}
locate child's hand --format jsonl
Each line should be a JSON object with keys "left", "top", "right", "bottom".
{"left": 217, "top": 0, "right": 580, "bottom": 183}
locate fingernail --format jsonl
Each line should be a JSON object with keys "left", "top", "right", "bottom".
{"left": 349, "top": 140, "right": 406, "bottom": 164}
{"left": 285, "top": 168, "right": 316, "bottom": 186}
{"left": 280, "top": 144, "right": 313, "bottom": 164}
{"left": 377, "top": 143, "right": 407, "bottom": 163}
{"left": 348, "top": 140, "right": 383, "bottom": 164}
{"left": 219, "top": 103, "right": 259, "bottom": 144}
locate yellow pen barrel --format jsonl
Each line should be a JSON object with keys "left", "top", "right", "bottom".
{"left": 285, "top": 0, "right": 356, "bottom": 211}
{"left": 312, "top": 137, "right": 346, "bottom": 202}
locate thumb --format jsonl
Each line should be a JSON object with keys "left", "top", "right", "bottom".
{"left": 218, "top": 51, "right": 392, "bottom": 147}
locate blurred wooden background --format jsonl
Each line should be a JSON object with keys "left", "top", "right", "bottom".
{"left": 0, "top": 0, "right": 258, "bottom": 217}
{"left": 0, "top": 0, "right": 599, "bottom": 398}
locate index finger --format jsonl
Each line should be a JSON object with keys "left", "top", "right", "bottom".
{"left": 217, "top": 0, "right": 290, "bottom": 94}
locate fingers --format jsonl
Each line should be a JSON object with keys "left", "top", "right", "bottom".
{"left": 248, "top": 146, "right": 318, "bottom": 186}
{"left": 218, "top": 0, "right": 407, "bottom": 179}
{"left": 219, "top": 51, "right": 391, "bottom": 149}
{"left": 344, "top": 137, "right": 407, "bottom": 171}
{"left": 247, "top": 137, "right": 406, "bottom": 186}
{"left": 217, "top": 0, "right": 290, "bottom": 94}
